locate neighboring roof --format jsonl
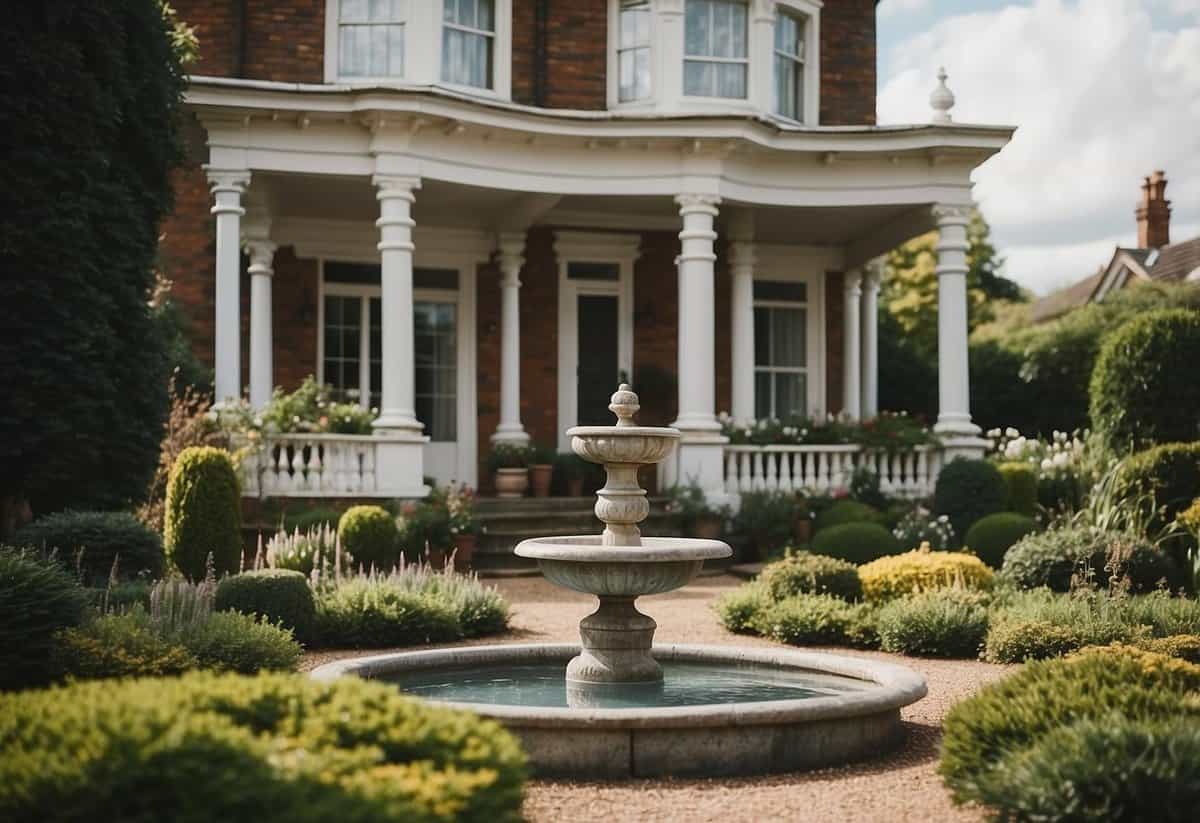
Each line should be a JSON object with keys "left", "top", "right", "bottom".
{"left": 1149, "top": 237, "right": 1200, "bottom": 282}
{"left": 1030, "top": 267, "right": 1105, "bottom": 323}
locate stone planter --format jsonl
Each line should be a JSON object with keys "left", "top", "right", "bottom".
{"left": 530, "top": 464, "right": 553, "bottom": 498}
{"left": 452, "top": 534, "right": 476, "bottom": 571}
{"left": 494, "top": 467, "right": 529, "bottom": 498}
{"left": 691, "top": 514, "right": 724, "bottom": 540}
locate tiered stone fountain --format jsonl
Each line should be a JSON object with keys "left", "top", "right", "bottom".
{"left": 313, "top": 386, "right": 927, "bottom": 778}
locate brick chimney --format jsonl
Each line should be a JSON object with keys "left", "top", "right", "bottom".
{"left": 1136, "top": 170, "right": 1171, "bottom": 249}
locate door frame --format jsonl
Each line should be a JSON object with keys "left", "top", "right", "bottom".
{"left": 555, "top": 231, "right": 640, "bottom": 451}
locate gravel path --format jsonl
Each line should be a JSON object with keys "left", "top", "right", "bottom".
{"left": 303, "top": 573, "right": 1009, "bottom": 823}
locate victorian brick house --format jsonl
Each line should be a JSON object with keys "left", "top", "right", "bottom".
{"left": 163, "top": 0, "right": 1012, "bottom": 500}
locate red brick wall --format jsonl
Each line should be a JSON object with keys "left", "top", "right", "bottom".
{"left": 174, "top": 0, "right": 324, "bottom": 83}
{"left": 632, "top": 232, "right": 680, "bottom": 428}
{"left": 820, "top": 0, "right": 877, "bottom": 125}
{"left": 175, "top": 0, "right": 239, "bottom": 77}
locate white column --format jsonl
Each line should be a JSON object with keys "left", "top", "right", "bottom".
{"left": 933, "top": 204, "right": 981, "bottom": 439}
{"left": 730, "top": 239, "right": 756, "bottom": 422}
{"left": 245, "top": 237, "right": 276, "bottom": 409}
{"left": 492, "top": 232, "right": 530, "bottom": 443}
{"left": 842, "top": 270, "right": 862, "bottom": 420}
{"left": 372, "top": 175, "right": 423, "bottom": 434}
{"left": 860, "top": 261, "right": 882, "bottom": 419}
{"left": 206, "top": 168, "right": 250, "bottom": 406}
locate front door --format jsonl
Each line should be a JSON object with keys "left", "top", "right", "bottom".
{"left": 576, "top": 294, "right": 621, "bottom": 424}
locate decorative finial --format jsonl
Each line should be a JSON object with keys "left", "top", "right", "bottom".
{"left": 930, "top": 66, "right": 955, "bottom": 124}
{"left": 609, "top": 383, "right": 640, "bottom": 427}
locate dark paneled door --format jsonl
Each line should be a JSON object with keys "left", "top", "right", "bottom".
{"left": 576, "top": 294, "right": 620, "bottom": 425}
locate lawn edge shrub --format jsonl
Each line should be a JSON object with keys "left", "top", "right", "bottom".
{"left": 810, "top": 522, "right": 902, "bottom": 565}
{"left": 11, "top": 510, "right": 164, "bottom": 583}
{"left": 758, "top": 552, "right": 862, "bottom": 601}
{"left": 215, "top": 570, "right": 316, "bottom": 642}
{"left": 0, "top": 549, "right": 91, "bottom": 690}
{"left": 876, "top": 589, "right": 989, "bottom": 658}
{"left": 338, "top": 506, "right": 399, "bottom": 571}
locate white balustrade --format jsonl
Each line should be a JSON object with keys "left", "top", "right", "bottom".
{"left": 723, "top": 444, "right": 942, "bottom": 499}
{"left": 240, "top": 434, "right": 393, "bottom": 498}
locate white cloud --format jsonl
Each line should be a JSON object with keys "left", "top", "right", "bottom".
{"left": 878, "top": 0, "right": 932, "bottom": 18}
{"left": 878, "top": 0, "right": 1200, "bottom": 294}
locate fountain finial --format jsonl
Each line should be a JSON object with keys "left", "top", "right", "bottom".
{"left": 609, "top": 383, "right": 640, "bottom": 427}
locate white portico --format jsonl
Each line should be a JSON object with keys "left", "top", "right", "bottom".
{"left": 191, "top": 68, "right": 1008, "bottom": 500}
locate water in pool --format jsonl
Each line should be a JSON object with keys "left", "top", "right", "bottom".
{"left": 386, "top": 661, "right": 871, "bottom": 709}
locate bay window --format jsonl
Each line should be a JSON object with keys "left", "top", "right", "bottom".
{"left": 337, "top": 0, "right": 405, "bottom": 79}
{"left": 774, "top": 10, "right": 805, "bottom": 120}
{"left": 618, "top": 0, "right": 652, "bottom": 102}
{"left": 684, "top": 0, "right": 749, "bottom": 99}
{"left": 753, "top": 280, "right": 808, "bottom": 419}
{"left": 442, "top": 0, "right": 495, "bottom": 89}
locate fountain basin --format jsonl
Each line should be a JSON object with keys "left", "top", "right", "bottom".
{"left": 310, "top": 643, "right": 928, "bottom": 778}
{"left": 515, "top": 536, "right": 730, "bottom": 596}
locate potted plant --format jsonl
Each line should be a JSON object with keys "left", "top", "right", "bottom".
{"left": 529, "top": 444, "right": 556, "bottom": 498}
{"left": 444, "top": 483, "right": 480, "bottom": 571}
{"left": 556, "top": 451, "right": 589, "bottom": 497}
{"left": 397, "top": 497, "right": 452, "bottom": 569}
{"left": 488, "top": 442, "right": 531, "bottom": 498}
{"left": 666, "top": 483, "right": 727, "bottom": 540}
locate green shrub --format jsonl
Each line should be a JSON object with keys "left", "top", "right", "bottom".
{"left": 940, "top": 645, "right": 1200, "bottom": 817}
{"left": 339, "top": 505, "right": 399, "bottom": 571}
{"left": 176, "top": 610, "right": 301, "bottom": 674}
{"left": 996, "top": 462, "right": 1037, "bottom": 516}
{"left": 1090, "top": 309, "right": 1200, "bottom": 454}
{"left": 732, "top": 491, "right": 796, "bottom": 556}
{"left": 876, "top": 589, "right": 989, "bottom": 658}
{"left": 0, "top": 671, "right": 527, "bottom": 822}
{"left": 713, "top": 583, "right": 772, "bottom": 634}
{"left": 164, "top": 446, "right": 243, "bottom": 580}
{"left": 315, "top": 579, "right": 461, "bottom": 648}
{"left": 0, "top": 549, "right": 90, "bottom": 690}
{"left": 215, "top": 570, "right": 316, "bottom": 642}
{"left": 758, "top": 552, "right": 862, "bottom": 601}
{"left": 1000, "top": 526, "right": 1179, "bottom": 593}
{"left": 88, "top": 579, "right": 151, "bottom": 612}
{"left": 52, "top": 611, "right": 196, "bottom": 680}
{"left": 1140, "top": 634, "right": 1200, "bottom": 664}
{"left": 1037, "top": 470, "right": 1086, "bottom": 513}
{"left": 1117, "top": 442, "right": 1200, "bottom": 539}
{"left": 963, "top": 512, "right": 1036, "bottom": 569}
{"left": 755, "top": 594, "right": 877, "bottom": 647}
{"left": 933, "top": 458, "right": 1008, "bottom": 543}
{"left": 813, "top": 499, "right": 880, "bottom": 533}
{"left": 811, "top": 522, "right": 902, "bottom": 564}
{"left": 281, "top": 506, "right": 342, "bottom": 533}
{"left": 399, "top": 567, "right": 509, "bottom": 638}
{"left": 11, "top": 510, "right": 164, "bottom": 583}
{"left": 859, "top": 548, "right": 994, "bottom": 602}
{"left": 982, "top": 619, "right": 1088, "bottom": 663}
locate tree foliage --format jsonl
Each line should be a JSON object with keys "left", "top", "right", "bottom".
{"left": 0, "top": 2, "right": 190, "bottom": 518}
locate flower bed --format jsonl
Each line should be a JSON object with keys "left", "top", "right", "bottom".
{"left": 720, "top": 411, "right": 937, "bottom": 450}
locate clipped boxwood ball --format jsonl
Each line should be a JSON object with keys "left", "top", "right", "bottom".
{"left": 933, "top": 458, "right": 1008, "bottom": 544}
{"left": 996, "top": 462, "right": 1038, "bottom": 517}
{"left": 215, "top": 569, "right": 316, "bottom": 642}
{"left": 964, "top": 512, "right": 1037, "bottom": 569}
{"left": 758, "top": 552, "right": 862, "bottom": 601}
{"left": 164, "top": 447, "right": 242, "bottom": 580}
{"left": 337, "top": 505, "right": 399, "bottom": 571}
{"left": 811, "top": 522, "right": 902, "bottom": 565}
{"left": 814, "top": 499, "right": 881, "bottom": 533}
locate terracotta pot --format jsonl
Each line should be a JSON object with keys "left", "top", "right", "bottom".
{"left": 452, "top": 533, "right": 476, "bottom": 572}
{"left": 426, "top": 547, "right": 447, "bottom": 570}
{"left": 494, "top": 467, "right": 529, "bottom": 498}
{"left": 793, "top": 517, "right": 813, "bottom": 546}
{"left": 691, "top": 514, "right": 723, "bottom": 540}
{"left": 530, "top": 464, "right": 554, "bottom": 498}
{"left": 566, "top": 476, "right": 585, "bottom": 497}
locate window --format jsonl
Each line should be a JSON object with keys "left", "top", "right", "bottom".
{"left": 684, "top": 0, "right": 748, "bottom": 99}
{"left": 754, "top": 281, "right": 808, "bottom": 419}
{"left": 442, "top": 0, "right": 495, "bottom": 89}
{"left": 774, "top": 10, "right": 805, "bottom": 120}
{"left": 617, "top": 0, "right": 651, "bottom": 102}
{"left": 415, "top": 301, "right": 458, "bottom": 441}
{"left": 337, "top": 0, "right": 405, "bottom": 79}
{"left": 323, "top": 293, "right": 382, "bottom": 409}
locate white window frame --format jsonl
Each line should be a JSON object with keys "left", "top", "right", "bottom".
{"left": 753, "top": 297, "right": 809, "bottom": 419}
{"left": 682, "top": 0, "right": 751, "bottom": 101}
{"left": 324, "top": 0, "right": 512, "bottom": 101}
{"left": 608, "top": 0, "right": 655, "bottom": 108}
{"left": 768, "top": 0, "right": 820, "bottom": 124}
{"left": 555, "top": 232, "right": 639, "bottom": 452}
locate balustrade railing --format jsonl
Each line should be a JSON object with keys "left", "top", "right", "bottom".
{"left": 723, "top": 444, "right": 941, "bottom": 498}
{"left": 239, "top": 434, "right": 384, "bottom": 497}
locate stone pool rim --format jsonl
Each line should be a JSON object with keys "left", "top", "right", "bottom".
{"left": 308, "top": 643, "right": 928, "bottom": 729}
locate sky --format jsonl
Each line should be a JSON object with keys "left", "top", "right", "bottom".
{"left": 875, "top": 0, "right": 1200, "bottom": 295}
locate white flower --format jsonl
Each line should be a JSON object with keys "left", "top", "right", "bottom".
{"left": 986, "top": 428, "right": 1001, "bottom": 438}
{"left": 1053, "top": 451, "right": 1070, "bottom": 467}
{"left": 1041, "top": 458, "right": 1053, "bottom": 470}
{"left": 1005, "top": 427, "right": 1019, "bottom": 438}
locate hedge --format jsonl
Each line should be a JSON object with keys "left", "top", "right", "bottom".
{"left": 963, "top": 512, "right": 1036, "bottom": 569}
{"left": 164, "top": 447, "right": 242, "bottom": 580}
{"left": 11, "top": 510, "right": 164, "bottom": 583}
{"left": 813, "top": 500, "right": 881, "bottom": 533}
{"left": 1000, "top": 526, "right": 1179, "bottom": 593}
{"left": 0, "top": 549, "right": 90, "bottom": 690}
{"left": 1116, "top": 442, "right": 1200, "bottom": 542}
{"left": 0, "top": 671, "right": 527, "bottom": 822}
{"left": 996, "top": 462, "right": 1037, "bottom": 516}
{"left": 876, "top": 589, "right": 989, "bottom": 658}
{"left": 215, "top": 570, "right": 316, "bottom": 642}
{"left": 810, "top": 522, "right": 902, "bottom": 565}
{"left": 933, "top": 458, "right": 1008, "bottom": 543}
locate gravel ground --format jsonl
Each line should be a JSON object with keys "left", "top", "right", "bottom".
{"left": 303, "top": 573, "right": 1009, "bottom": 823}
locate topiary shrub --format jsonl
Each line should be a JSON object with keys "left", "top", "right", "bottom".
{"left": 11, "top": 510, "right": 164, "bottom": 584}
{"left": 338, "top": 505, "right": 399, "bottom": 571}
{"left": 315, "top": 578, "right": 461, "bottom": 648}
{"left": 756, "top": 594, "right": 874, "bottom": 646}
{"left": 813, "top": 499, "right": 881, "bottom": 533}
{"left": 215, "top": 570, "right": 316, "bottom": 642}
{"left": 876, "top": 589, "right": 989, "bottom": 658}
{"left": 758, "top": 552, "right": 862, "bottom": 602}
{"left": 0, "top": 549, "right": 90, "bottom": 690}
{"left": 164, "top": 446, "right": 242, "bottom": 580}
{"left": 713, "top": 582, "right": 772, "bottom": 634}
{"left": 858, "top": 547, "right": 993, "bottom": 603}
{"left": 0, "top": 671, "right": 528, "bottom": 822}
{"left": 52, "top": 612, "right": 196, "bottom": 680}
{"left": 1090, "top": 309, "right": 1200, "bottom": 454}
{"left": 940, "top": 645, "right": 1200, "bottom": 819}
{"left": 933, "top": 458, "right": 1008, "bottom": 543}
{"left": 1000, "top": 526, "right": 1179, "bottom": 593}
{"left": 1116, "top": 442, "right": 1200, "bottom": 540}
{"left": 963, "top": 512, "right": 1037, "bottom": 569}
{"left": 175, "top": 610, "right": 301, "bottom": 674}
{"left": 810, "top": 522, "right": 903, "bottom": 565}
{"left": 996, "top": 462, "right": 1037, "bottom": 516}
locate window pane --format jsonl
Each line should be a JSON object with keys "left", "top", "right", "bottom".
{"left": 717, "top": 62, "right": 746, "bottom": 99}
{"left": 339, "top": 25, "right": 367, "bottom": 76}
{"left": 619, "top": 50, "right": 635, "bottom": 101}
{"left": 775, "top": 55, "right": 795, "bottom": 118}
{"left": 754, "top": 306, "right": 769, "bottom": 365}
{"left": 772, "top": 307, "right": 806, "bottom": 367}
{"left": 775, "top": 372, "right": 806, "bottom": 418}
{"left": 443, "top": 0, "right": 459, "bottom": 23}
{"left": 387, "top": 24, "right": 405, "bottom": 76}
{"left": 368, "top": 0, "right": 391, "bottom": 22}
{"left": 634, "top": 48, "right": 650, "bottom": 99}
{"left": 341, "top": 0, "right": 367, "bottom": 23}
{"left": 414, "top": 300, "right": 457, "bottom": 442}
{"left": 754, "top": 371, "right": 771, "bottom": 419}
{"left": 685, "top": 0, "right": 709, "bottom": 56}
{"left": 567, "top": 261, "right": 620, "bottom": 280}
{"left": 477, "top": 0, "right": 494, "bottom": 31}
{"left": 684, "top": 60, "right": 712, "bottom": 96}
{"left": 369, "top": 24, "right": 389, "bottom": 75}
{"left": 713, "top": 2, "right": 732, "bottom": 58}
